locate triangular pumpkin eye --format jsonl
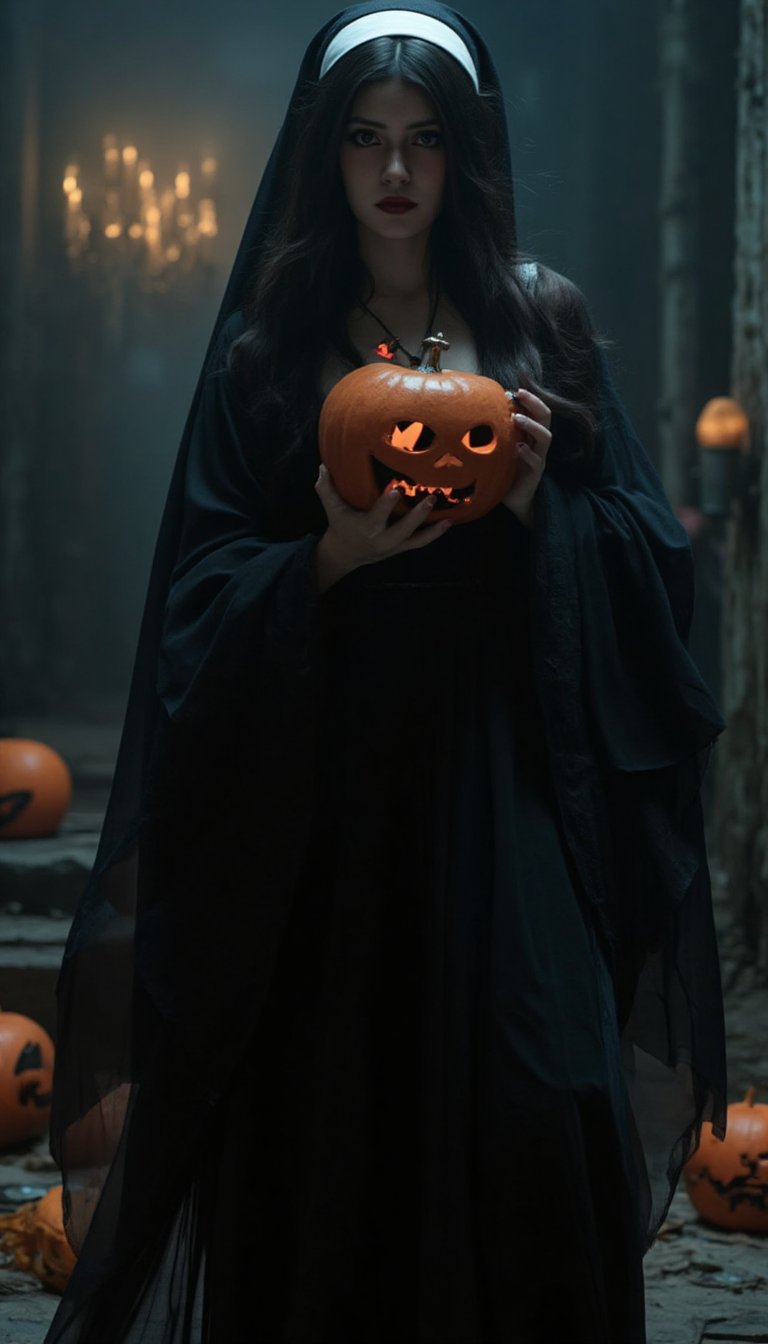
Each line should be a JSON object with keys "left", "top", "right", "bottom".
{"left": 461, "top": 424, "right": 497, "bottom": 454}
{"left": 389, "top": 421, "right": 434, "bottom": 451}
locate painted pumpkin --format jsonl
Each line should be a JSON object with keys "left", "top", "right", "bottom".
{"left": 0, "top": 1010, "right": 55, "bottom": 1147}
{"left": 683, "top": 1086, "right": 768, "bottom": 1231}
{"left": 0, "top": 738, "right": 73, "bottom": 839}
{"left": 0, "top": 1184, "right": 76, "bottom": 1293}
{"left": 319, "top": 333, "right": 522, "bottom": 525}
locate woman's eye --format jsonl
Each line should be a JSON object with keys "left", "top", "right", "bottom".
{"left": 345, "top": 130, "right": 443, "bottom": 148}
{"left": 346, "top": 130, "right": 379, "bottom": 146}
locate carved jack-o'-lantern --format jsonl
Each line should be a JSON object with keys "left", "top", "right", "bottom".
{"left": 319, "top": 334, "right": 522, "bottom": 525}
{"left": 0, "top": 1010, "right": 55, "bottom": 1147}
{"left": 0, "top": 738, "right": 73, "bottom": 840}
{"left": 683, "top": 1086, "right": 768, "bottom": 1232}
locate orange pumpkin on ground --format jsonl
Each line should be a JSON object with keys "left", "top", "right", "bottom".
{"left": 0, "top": 1184, "right": 76, "bottom": 1293}
{"left": 0, "top": 738, "right": 73, "bottom": 839}
{"left": 319, "top": 333, "right": 522, "bottom": 525}
{"left": 0, "top": 1009, "right": 55, "bottom": 1146}
{"left": 683, "top": 1086, "right": 768, "bottom": 1232}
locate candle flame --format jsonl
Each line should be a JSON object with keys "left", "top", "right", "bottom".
{"left": 63, "top": 175, "right": 77, "bottom": 195}
{"left": 68, "top": 187, "right": 83, "bottom": 206}
{"left": 174, "top": 171, "right": 191, "bottom": 199}
{"left": 139, "top": 169, "right": 154, "bottom": 189}
{"left": 104, "top": 222, "right": 123, "bottom": 238}
{"left": 145, "top": 206, "right": 161, "bottom": 226}
{"left": 128, "top": 222, "right": 143, "bottom": 239}
{"left": 122, "top": 145, "right": 138, "bottom": 165}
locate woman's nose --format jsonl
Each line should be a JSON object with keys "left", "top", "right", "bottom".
{"left": 382, "top": 149, "right": 410, "bottom": 183}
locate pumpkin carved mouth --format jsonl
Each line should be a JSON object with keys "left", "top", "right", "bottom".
{"left": 371, "top": 455, "right": 476, "bottom": 510}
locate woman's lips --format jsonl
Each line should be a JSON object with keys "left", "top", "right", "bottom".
{"left": 376, "top": 200, "right": 417, "bottom": 213}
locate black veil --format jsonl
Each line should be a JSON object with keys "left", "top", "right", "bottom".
{"left": 44, "top": 4, "right": 727, "bottom": 1340}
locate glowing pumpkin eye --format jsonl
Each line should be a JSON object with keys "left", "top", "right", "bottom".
{"left": 461, "top": 424, "right": 497, "bottom": 454}
{"left": 389, "top": 421, "right": 435, "bottom": 452}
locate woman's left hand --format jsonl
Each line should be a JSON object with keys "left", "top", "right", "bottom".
{"left": 501, "top": 387, "right": 552, "bottom": 529}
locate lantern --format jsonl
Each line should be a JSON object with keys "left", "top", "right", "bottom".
{"left": 319, "top": 334, "right": 522, "bottom": 526}
{"left": 0, "top": 1009, "right": 55, "bottom": 1147}
{"left": 0, "top": 738, "right": 73, "bottom": 839}
{"left": 683, "top": 1086, "right": 768, "bottom": 1231}
{"left": 695, "top": 397, "right": 750, "bottom": 518}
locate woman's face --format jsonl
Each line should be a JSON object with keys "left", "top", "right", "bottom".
{"left": 339, "top": 78, "right": 446, "bottom": 241}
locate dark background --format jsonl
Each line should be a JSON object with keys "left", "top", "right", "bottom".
{"left": 1, "top": 0, "right": 738, "bottom": 716}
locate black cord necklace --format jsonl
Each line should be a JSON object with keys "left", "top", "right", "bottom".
{"left": 357, "top": 289, "right": 442, "bottom": 368}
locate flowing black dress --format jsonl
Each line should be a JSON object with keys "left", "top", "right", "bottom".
{"left": 43, "top": 303, "right": 726, "bottom": 1344}
{"left": 197, "top": 505, "right": 647, "bottom": 1343}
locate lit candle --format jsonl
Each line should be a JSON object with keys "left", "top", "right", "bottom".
{"left": 103, "top": 134, "right": 120, "bottom": 185}
{"left": 197, "top": 198, "right": 218, "bottom": 264}
{"left": 122, "top": 144, "right": 139, "bottom": 224}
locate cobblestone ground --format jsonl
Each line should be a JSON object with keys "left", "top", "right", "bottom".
{"left": 1, "top": 872, "right": 766, "bottom": 1343}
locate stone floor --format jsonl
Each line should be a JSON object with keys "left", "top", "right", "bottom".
{"left": 1, "top": 718, "right": 767, "bottom": 1342}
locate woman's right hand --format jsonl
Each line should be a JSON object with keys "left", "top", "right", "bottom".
{"left": 314, "top": 463, "right": 452, "bottom": 592}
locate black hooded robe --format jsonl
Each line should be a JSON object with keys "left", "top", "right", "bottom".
{"left": 42, "top": 6, "right": 727, "bottom": 1343}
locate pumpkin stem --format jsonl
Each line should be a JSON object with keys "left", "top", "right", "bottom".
{"left": 744, "top": 1086, "right": 757, "bottom": 1107}
{"left": 417, "top": 332, "right": 451, "bottom": 373}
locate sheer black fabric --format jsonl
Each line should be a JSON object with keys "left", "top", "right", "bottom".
{"left": 43, "top": 4, "right": 727, "bottom": 1342}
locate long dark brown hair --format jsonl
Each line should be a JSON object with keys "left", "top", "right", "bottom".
{"left": 228, "top": 35, "right": 604, "bottom": 482}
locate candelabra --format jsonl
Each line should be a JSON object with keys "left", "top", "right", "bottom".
{"left": 62, "top": 135, "right": 219, "bottom": 305}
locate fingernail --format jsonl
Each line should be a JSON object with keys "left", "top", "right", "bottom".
{"left": 514, "top": 413, "right": 527, "bottom": 423}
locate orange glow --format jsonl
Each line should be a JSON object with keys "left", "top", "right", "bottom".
{"left": 394, "top": 479, "right": 472, "bottom": 505}
{"left": 139, "top": 169, "right": 154, "bottom": 189}
{"left": 174, "top": 171, "right": 191, "bottom": 199}
{"left": 122, "top": 145, "right": 138, "bottom": 166}
{"left": 62, "top": 175, "right": 77, "bottom": 195}
{"left": 695, "top": 397, "right": 750, "bottom": 451}
{"left": 145, "top": 206, "right": 161, "bottom": 226}
{"left": 104, "top": 222, "right": 123, "bottom": 239}
{"left": 390, "top": 421, "right": 424, "bottom": 451}
{"left": 68, "top": 188, "right": 83, "bottom": 207}
{"left": 127, "top": 223, "right": 143, "bottom": 239}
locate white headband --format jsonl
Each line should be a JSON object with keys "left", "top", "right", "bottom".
{"left": 319, "top": 10, "right": 480, "bottom": 92}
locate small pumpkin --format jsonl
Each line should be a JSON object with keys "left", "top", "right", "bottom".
{"left": 0, "top": 1009, "right": 55, "bottom": 1147}
{"left": 319, "top": 333, "right": 522, "bottom": 525}
{"left": 0, "top": 738, "right": 73, "bottom": 839}
{"left": 0, "top": 1184, "right": 76, "bottom": 1293}
{"left": 683, "top": 1086, "right": 768, "bottom": 1231}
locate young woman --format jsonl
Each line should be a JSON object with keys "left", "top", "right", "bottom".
{"left": 44, "top": 4, "right": 727, "bottom": 1342}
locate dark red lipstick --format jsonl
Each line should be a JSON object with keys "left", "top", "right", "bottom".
{"left": 376, "top": 196, "right": 417, "bottom": 213}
